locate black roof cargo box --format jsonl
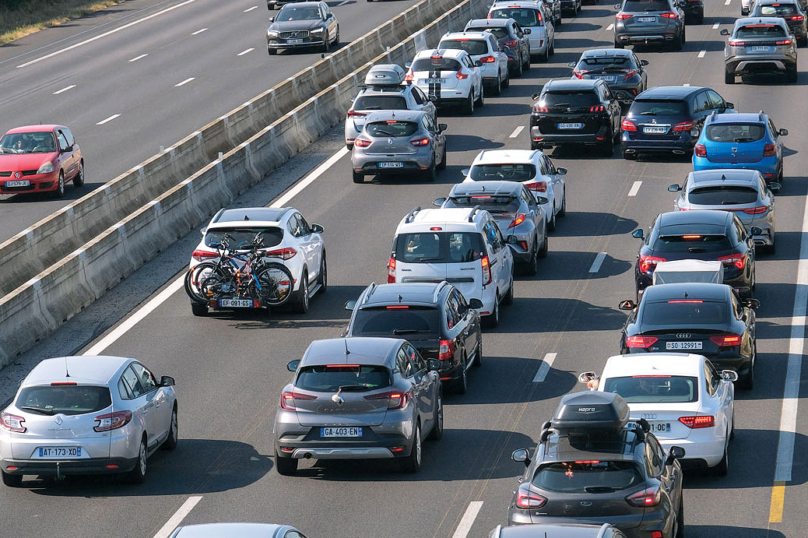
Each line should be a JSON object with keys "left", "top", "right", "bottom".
{"left": 551, "top": 391, "right": 630, "bottom": 433}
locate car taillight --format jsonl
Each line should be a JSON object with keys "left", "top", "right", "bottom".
{"left": 365, "top": 391, "right": 410, "bottom": 410}
{"left": 508, "top": 213, "right": 526, "bottom": 228}
{"left": 439, "top": 339, "right": 456, "bottom": 360}
{"left": 626, "top": 336, "right": 659, "bottom": 349}
{"left": 695, "top": 144, "right": 707, "bottom": 157}
{"left": 590, "top": 105, "right": 605, "bottom": 112}
{"left": 678, "top": 415, "right": 715, "bottom": 428}
{"left": 481, "top": 256, "right": 492, "bottom": 286}
{"left": 347, "top": 110, "right": 367, "bottom": 117}
{"left": 411, "top": 137, "right": 430, "bottom": 147}
{"left": 791, "top": 15, "right": 805, "bottom": 20}
{"left": 710, "top": 334, "right": 742, "bottom": 347}
{"left": 626, "top": 486, "right": 662, "bottom": 507}
{"left": 503, "top": 39, "right": 518, "bottom": 47}
{"left": 616, "top": 13, "right": 632, "bottom": 19}
{"left": 280, "top": 391, "right": 317, "bottom": 411}
{"left": 265, "top": 247, "right": 297, "bottom": 260}
{"left": 742, "top": 206, "right": 768, "bottom": 214}
{"left": 516, "top": 485, "right": 547, "bottom": 508}
{"left": 534, "top": 105, "right": 549, "bottom": 113}
{"left": 457, "top": 70, "right": 469, "bottom": 80}
{"left": 93, "top": 410, "right": 132, "bottom": 432}
{"left": 573, "top": 69, "right": 588, "bottom": 79}
{"left": 192, "top": 249, "right": 218, "bottom": 261}
{"left": 673, "top": 120, "right": 696, "bottom": 132}
{"left": 621, "top": 119, "right": 637, "bottom": 131}
{"left": 525, "top": 181, "right": 547, "bottom": 193}
{"left": 763, "top": 144, "right": 776, "bottom": 157}
{"left": 639, "top": 254, "right": 666, "bottom": 273}
{"left": 718, "top": 253, "right": 745, "bottom": 270}
{"left": 729, "top": 40, "right": 745, "bottom": 46}
{"left": 388, "top": 257, "right": 396, "bottom": 283}
{"left": 623, "top": 69, "right": 637, "bottom": 80}
{"left": 0, "top": 412, "right": 26, "bottom": 433}
{"left": 776, "top": 39, "right": 793, "bottom": 45}
{"left": 660, "top": 11, "right": 678, "bottom": 18}
{"left": 480, "top": 55, "right": 496, "bottom": 63}
{"left": 354, "top": 138, "right": 371, "bottom": 148}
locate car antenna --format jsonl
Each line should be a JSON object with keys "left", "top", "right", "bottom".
{"left": 64, "top": 356, "right": 71, "bottom": 378}
{"left": 243, "top": 215, "right": 250, "bottom": 220}
{"left": 344, "top": 339, "right": 351, "bottom": 355}
{"left": 398, "top": 294, "right": 403, "bottom": 303}
{"left": 684, "top": 291, "right": 689, "bottom": 298}
{"left": 721, "top": 174, "right": 726, "bottom": 181}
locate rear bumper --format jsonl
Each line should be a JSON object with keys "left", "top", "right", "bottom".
{"left": 1, "top": 456, "right": 138, "bottom": 476}
{"left": 726, "top": 56, "right": 796, "bottom": 75}
{"left": 622, "top": 131, "right": 694, "bottom": 154}
{"left": 615, "top": 32, "right": 678, "bottom": 45}
{"left": 530, "top": 124, "right": 613, "bottom": 148}
{"left": 275, "top": 433, "right": 415, "bottom": 460}
{"left": 657, "top": 436, "right": 725, "bottom": 467}
{"left": 354, "top": 160, "right": 432, "bottom": 175}
{"left": 692, "top": 157, "right": 779, "bottom": 180}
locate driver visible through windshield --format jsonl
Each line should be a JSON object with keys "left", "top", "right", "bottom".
{"left": 277, "top": 5, "right": 321, "bottom": 21}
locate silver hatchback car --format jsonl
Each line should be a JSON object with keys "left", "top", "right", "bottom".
{"left": 0, "top": 356, "right": 177, "bottom": 487}
{"left": 669, "top": 169, "right": 778, "bottom": 252}
{"left": 273, "top": 337, "right": 442, "bottom": 475}
{"left": 351, "top": 110, "right": 447, "bottom": 183}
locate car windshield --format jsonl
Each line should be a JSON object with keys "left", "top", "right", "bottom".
{"left": 603, "top": 376, "right": 699, "bottom": 403}
{"left": 490, "top": 8, "right": 540, "bottom": 27}
{"left": 17, "top": 385, "right": 112, "bottom": 416}
{"left": 444, "top": 195, "right": 521, "bottom": 214}
{"left": 756, "top": 4, "right": 799, "bottom": 15}
{"left": 295, "top": 365, "right": 391, "bottom": 392}
{"left": 533, "top": 461, "right": 644, "bottom": 493}
{"left": 705, "top": 123, "right": 766, "bottom": 143}
{"left": 540, "top": 91, "right": 600, "bottom": 110}
{"left": 688, "top": 186, "right": 759, "bottom": 205}
{"left": 440, "top": 39, "right": 489, "bottom": 55}
{"left": 412, "top": 57, "right": 463, "bottom": 72}
{"left": 351, "top": 307, "right": 440, "bottom": 336}
{"left": 623, "top": 0, "right": 671, "bottom": 11}
{"left": 276, "top": 6, "right": 321, "bottom": 21}
{"left": 469, "top": 163, "right": 536, "bottom": 181}
{"left": 467, "top": 26, "right": 509, "bottom": 38}
{"left": 394, "top": 232, "right": 486, "bottom": 263}
{"left": 0, "top": 132, "right": 57, "bottom": 154}
{"left": 653, "top": 234, "right": 733, "bottom": 253}
{"left": 736, "top": 24, "right": 788, "bottom": 38}
{"left": 641, "top": 299, "right": 729, "bottom": 325}
{"left": 630, "top": 99, "right": 688, "bottom": 116}
{"left": 364, "top": 121, "right": 420, "bottom": 138}
{"left": 204, "top": 227, "right": 284, "bottom": 250}
{"left": 353, "top": 95, "right": 408, "bottom": 111}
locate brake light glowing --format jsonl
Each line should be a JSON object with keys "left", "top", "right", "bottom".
{"left": 668, "top": 299, "right": 703, "bottom": 303}
{"left": 386, "top": 305, "right": 409, "bottom": 309}
{"left": 508, "top": 213, "right": 526, "bottom": 228}
{"left": 626, "top": 336, "right": 659, "bottom": 349}
{"left": 411, "top": 137, "right": 431, "bottom": 147}
{"left": 626, "top": 486, "right": 662, "bottom": 507}
{"left": 776, "top": 39, "right": 793, "bottom": 45}
{"left": 574, "top": 460, "right": 600, "bottom": 464}
{"left": 387, "top": 257, "right": 396, "bottom": 283}
{"left": 695, "top": 144, "right": 707, "bottom": 157}
{"left": 623, "top": 69, "right": 638, "bottom": 80}
{"left": 742, "top": 206, "right": 768, "bottom": 214}
{"left": 192, "top": 249, "right": 218, "bottom": 261}
{"left": 622, "top": 119, "right": 637, "bottom": 131}
{"left": 365, "top": 391, "right": 410, "bottom": 410}
{"left": 682, "top": 235, "right": 702, "bottom": 239}
{"left": 525, "top": 181, "right": 547, "bottom": 192}
{"left": 729, "top": 40, "right": 745, "bottom": 46}
{"left": 573, "top": 69, "right": 588, "bottom": 79}
{"left": 590, "top": 105, "right": 605, "bottom": 112}
{"left": 617, "top": 13, "right": 632, "bottom": 19}
{"left": 51, "top": 382, "right": 78, "bottom": 386}
{"left": 710, "top": 334, "right": 742, "bottom": 346}
{"left": 718, "top": 253, "right": 745, "bottom": 270}
{"left": 264, "top": 247, "right": 297, "bottom": 260}
{"left": 0, "top": 412, "right": 26, "bottom": 433}
{"left": 503, "top": 39, "right": 518, "bottom": 47}
{"left": 354, "top": 138, "right": 371, "bottom": 148}
{"left": 534, "top": 105, "right": 549, "bottom": 113}
{"left": 430, "top": 226, "right": 444, "bottom": 230}
{"left": 673, "top": 120, "right": 696, "bottom": 132}
{"left": 439, "top": 339, "right": 455, "bottom": 360}
{"left": 763, "top": 144, "right": 776, "bottom": 157}
{"left": 660, "top": 11, "right": 677, "bottom": 18}
{"left": 280, "top": 391, "right": 317, "bottom": 411}
{"left": 678, "top": 415, "right": 715, "bottom": 428}
{"left": 480, "top": 55, "right": 496, "bottom": 63}
{"left": 791, "top": 15, "right": 805, "bottom": 21}
{"left": 347, "top": 110, "right": 367, "bottom": 117}
{"left": 93, "top": 410, "right": 132, "bottom": 432}
{"left": 639, "top": 254, "right": 666, "bottom": 273}
{"left": 516, "top": 486, "right": 547, "bottom": 508}
{"left": 405, "top": 71, "right": 414, "bottom": 82}
{"left": 456, "top": 70, "right": 469, "bottom": 80}
{"left": 481, "top": 256, "right": 492, "bottom": 286}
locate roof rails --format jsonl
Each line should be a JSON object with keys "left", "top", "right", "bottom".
{"left": 468, "top": 205, "right": 482, "bottom": 222}
{"left": 362, "top": 282, "right": 378, "bottom": 305}
{"left": 759, "top": 110, "right": 765, "bottom": 121}
{"left": 433, "top": 281, "right": 450, "bottom": 303}
{"left": 404, "top": 206, "right": 421, "bottom": 223}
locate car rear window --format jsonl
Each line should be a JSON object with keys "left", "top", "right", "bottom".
{"left": 439, "top": 39, "right": 489, "bottom": 56}
{"left": 540, "top": 91, "right": 600, "bottom": 111}
{"left": 490, "top": 8, "right": 540, "bottom": 26}
{"left": 653, "top": 234, "right": 733, "bottom": 253}
{"left": 469, "top": 163, "right": 536, "bottom": 181}
{"left": 467, "top": 26, "right": 509, "bottom": 38}
{"left": 17, "top": 385, "right": 112, "bottom": 416}
{"left": 736, "top": 24, "right": 788, "bottom": 38}
{"left": 353, "top": 95, "right": 408, "bottom": 111}
{"left": 352, "top": 306, "right": 440, "bottom": 336}
{"left": 630, "top": 99, "right": 688, "bottom": 116}
{"left": 533, "top": 461, "right": 644, "bottom": 493}
{"left": 394, "top": 232, "right": 486, "bottom": 263}
{"left": 445, "top": 195, "right": 521, "bottom": 214}
{"left": 295, "top": 365, "right": 391, "bottom": 392}
{"left": 705, "top": 123, "right": 766, "bottom": 143}
{"left": 581, "top": 56, "right": 631, "bottom": 67}
{"left": 688, "top": 186, "right": 759, "bottom": 205}
{"left": 364, "top": 121, "right": 419, "bottom": 138}
{"left": 623, "top": 0, "right": 672, "bottom": 11}
{"left": 603, "top": 376, "right": 699, "bottom": 403}
{"left": 641, "top": 300, "right": 729, "bottom": 325}
{"left": 412, "top": 57, "right": 463, "bottom": 72}
{"left": 204, "top": 227, "right": 284, "bottom": 250}
{"left": 756, "top": 4, "right": 799, "bottom": 16}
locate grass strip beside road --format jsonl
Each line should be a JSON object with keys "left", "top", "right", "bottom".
{"left": 0, "top": 0, "right": 124, "bottom": 45}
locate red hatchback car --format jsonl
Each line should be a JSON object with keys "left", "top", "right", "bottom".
{"left": 0, "top": 125, "right": 83, "bottom": 197}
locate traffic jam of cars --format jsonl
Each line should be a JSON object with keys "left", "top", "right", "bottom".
{"left": 0, "top": 0, "right": 802, "bottom": 536}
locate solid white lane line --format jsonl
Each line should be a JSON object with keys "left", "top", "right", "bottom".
{"left": 607, "top": 23, "right": 614, "bottom": 30}
{"left": 451, "top": 502, "right": 484, "bottom": 538}
{"left": 17, "top": 0, "right": 198, "bottom": 68}
{"left": 83, "top": 146, "right": 349, "bottom": 355}
{"left": 152, "top": 496, "right": 203, "bottom": 538}
{"left": 244, "top": 5, "right": 258, "bottom": 12}
{"left": 698, "top": 50, "right": 706, "bottom": 58}
{"left": 628, "top": 180, "right": 642, "bottom": 197}
{"left": 509, "top": 126, "right": 524, "bottom": 138}
{"left": 238, "top": 48, "right": 255, "bottom": 56}
{"left": 175, "top": 77, "right": 195, "bottom": 87}
{"left": 713, "top": 22, "right": 720, "bottom": 29}
{"left": 96, "top": 114, "right": 120, "bottom": 125}
{"left": 53, "top": 85, "right": 76, "bottom": 95}
{"left": 533, "top": 353, "right": 557, "bottom": 383}
{"left": 129, "top": 53, "right": 148, "bottom": 62}
{"left": 192, "top": 28, "right": 208, "bottom": 35}
{"left": 589, "top": 252, "right": 607, "bottom": 273}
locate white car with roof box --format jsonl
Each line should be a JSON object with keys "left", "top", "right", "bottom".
{"left": 438, "top": 31, "right": 510, "bottom": 95}
{"left": 388, "top": 206, "right": 514, "bottom": 327}
{"left": 406, "top": 48, "right": 485, "bottom": 115}
{"left": 488, "top": 0, "right": 555, "bottom": 61}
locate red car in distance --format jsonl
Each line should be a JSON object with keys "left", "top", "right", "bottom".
{"left": 0, "top": 125, "right": 84, "bottom": 197}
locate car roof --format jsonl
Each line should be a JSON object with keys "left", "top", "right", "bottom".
{"left": 414, "top": 48, "right": 466, "bottom": 60}
{"left": 492, "top": 0, "right": 542, "bottom": 7}
{"left": 642, "top": 282, "right": 733, "bottom": 302}
{"left": 442, "top": 31, "right": 491, "bottom": 41}
{"left": 472, "top": 149, "right": 541, "bottom": 164}
{"left": 756, "top": 0, "right": 799, "bottom": 4}
{"left": 466, "top": 17, "right": 515, "bottom": 27}
{"left": 687, "top": 169, "right": 762, "bottom": 187}
{"left": 544, "top": 78, "right": 601, "bottom": 91}
{"left": 364, "top": 110, "right": 425, "bottom": 123}
{"left": 214, "top": 208, "right": 290, "bottom": 224}
{"left": 657, "top": 209, "right": 732, "bottom": 229}
{"left": 495, "top": 523, "right": 612, "bottom": 538}
{"left": 279, "top": 1, "right": 321, "bottom": 6}
{"left": 637, "top": 85, "right": 705, "bottom": 99}
{"left": 303, "top": 338, "right": 403, "bottom": 366}
{"left": 581, "top": 48, "right": 633, "bottom": 58}
{"left": 708, "top": 112, "right": 766, "bottom": 124}
{"left": 172, "top": 523, "right": 289, "bottom": 538}
{"left": 735, "top": 16, "right": 788, "bottom": 26}
{"left": 398, "top": 207, "right": 486, "bottom": 230}
{"left": 450, "top": 180, "right": 523, "bottom": 197}
{"left": 4, "top": 125, "right": 65, "bottom": 134}
{"left": 602, "top": 353, "right": 707, "bottom": 379}
{"left": 360, "top": 282, "right": 447, "bottom": 307}
{"left": 24, "top": 356, "right": 131, "bottom": 386}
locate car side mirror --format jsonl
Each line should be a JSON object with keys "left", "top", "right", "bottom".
{"left": 287, "top": 360, "right": 301, "bottom": 372}
{"left": 475, "top": 60, "right": 483, "bottom": 67}
{"left": 619, "top": 299, "right": 637, "bottom": 310}
{"left": 531, "top": 92, "right": 541, "bottom": 100}
{"left": 469, "top": 298, "right": 484, "bottom": 309}
{"left": 269, "top": 16, "right": 275, "bottom": 22}
{"left": 427, "top": 359, "right": 441, "bottom": 372}
{"left": 537, "top": 196, "right": 550, "bottom": 205}
{"left": 720, "top": 29, "right": 730, "bottom": 36}
{"left": 200, "top": 227, "right": 207, "bottom": 235}
{"left": 507, "top": 235, "right": 518, "bottom": 244}
{"left": 631, "top": 229, "right": 644, "bottom": 239}
{"left": 667, "top": 446, "right": 686, "bottom": 463}
{"left": 61, "top": 145, "right": 73, "bottom": 153}
{"left": 523, "top": 28, "right": 531, "bottom": 34}
{"left": 614, "top": 2, "right": 621, "bottom": 8}
{"left": 567, "top": 61, "right": 576, "bottom": 68}
{"left": 578, "top": 371, "right": 598, "bottom": 384}
{"left": 668, "top": 184, "right": 681, "bottom": 192}
{"left": 779, "top": 128, "right": 788, "bottom": 136}
{"left": 433, "top": 197, "right": 446, "bottom": 207}
{"left": 438, "top": 123, "right": 448, "bottom": 132}
{"left": 725, "top": 102, "right": 734, "bottom": 109}
{"left": 556, "top": 167, "right": 567, "bottom": 175}
{"left": 311, "top": 223, "right": 324, "bottom": 233}
{"left": 751, "top": 226, "right": 763, "bottom": 236}
{"left": 745, "top": 298, "right": 761, "bottom": 309}
{"left": 461, "top": 168, "right": 470, "bottom": 176}
{"left": 344, "top": 300, "right": 357, "bottom": 311}
{"left": 722, "top": 370, "right": 739, "bottom": 382}
{"left": 641, "top": 59, "right": 649, "bottom": 66}
{"left": 512, "top": 448, "right": 531, "bottom": 465}
{"left": 769, "top": 182, "right": 781, "bottom": 193}
{"left": 160, "top": 376, "right": 175, "bottom": 387}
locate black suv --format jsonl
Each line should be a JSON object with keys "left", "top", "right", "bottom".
{"left": 530, "top": 79, "right": 622, "bottom": 156}
{"left": 344, "top": 282, "right": 483, "bottom": 394}
{"left": 508, "top": 391, "right": 685, "bottom": 538}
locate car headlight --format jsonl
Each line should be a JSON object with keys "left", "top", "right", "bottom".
{"left": 311, "top": 26, "right": 325, "bottom": 34}
{"left": 267, "top": 30, "right": 279, "bottom": 38}
{"left": 37, "top": 162, "right": 54, "bottom": 174}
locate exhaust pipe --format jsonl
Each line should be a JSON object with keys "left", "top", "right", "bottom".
{"left": 303, "top": 452, "right": 313, "bottom": 459}
{"left": 672, "top": 150, "right": 686, "bottom": 155}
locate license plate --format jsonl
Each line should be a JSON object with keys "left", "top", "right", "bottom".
{"left": 286, "top": 38, "right": 303, "bottom": 44}
{"left": 427, "top": 78, "right": 444, "bottom": 84}
{"left": 38, "top": 447, "right": 81, "bottom": 458}
{"left": 557, "top": 123, "right": 583, "bottom": 130}
{"left": 666, "top": 341, "right": 703, "bottom": 350}
{"left": 5, "top": 180, "right": 30, "bottom": 187}
{"left": 643, "top": 126, "right": 668, "bottom": 134}
{"left": 597, "top": 75, "right": 617, "bottom": 82}
{"left": 378, "top": 162, "right": 403, "bottom": 168}
{"left": 638, "top": 16, "right": 656, "bottom": 21}
{"left": 747, "top": 46, "right": 774, "bottom": 52}
{"left": 321, "top": 427, "right": 362, "bottom": 437}
{"left": 649, "top": 421, "right": 671, "bottom": 433}
{"left": 219, "top": 298, "right": 254, "bottom": 308}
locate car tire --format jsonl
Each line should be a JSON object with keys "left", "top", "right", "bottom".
{"left": 292, "top": 272, "right": 310, "bottom": 314}
{"left": 473, "top": 340, "right": 483, "bottom": 367}
{"left": 465, "top": 93, "right": 475, "bottom": 115}
{"left": 682, "top": 27, "right": 686, "bottom": 44}
{"left": 1, "top": 470, "right": 22, "bottom": 487}
{"left": 614, "top": 40, "right": 624, "bottom": 49}
{"left": 725, "top": 70, "right": 735, "bottom": 84}
{"left": 191, "top": 302, "right": 208, "bottom": 317}
{"left": 787, "top": 66, "right": 798, "bottom": 83}
{"left": 322, "top": 35, "right": 330, "bottom": 53}
{"left": 503, "top": 69, "right": 511, "bottom": 88}
{"left": 558, "top": 192, "right": 567, "bottom": 217}
{"left": 275, "top": 453, "right": 298, "bottom": 475}
{"left": 712, "top": 436, "right": 729, "bottom": 476}
{"left": 346, "top": 143, "right": 353, "bottom": 150}
{"left": 425, "top": 161, "right": 437, "bottom": 182}
{"left": 484, "top": 299, "right": 500, "bottom": 328}
{"left": 602, "top": 135, "right": 614, "bottom": 156}
{"left": 400, "top": 423, "right": 422, "bottom": 473}
{"left": 526, "top": 239, "right": 539, "bottom": 275}
{"left": 537, "top": 234, "right": 549, "bottom": 258}
{"left": 694, "top": 11, "right": 704, "bottom": 24}
{"left": 538, "top": 48, "right": 549, "bottom": 62}
{"left": 74, "top": 161, "right": 85, "bottom": 187}
{"left": 491, "top": 73, "right": 502, "bottom": 96}
{"left": 437, "top": 145, "right": 447, "bottom": 170}
{"left": 514, "top": 55, "right": 524, "bottom": 77}
{"left": 476, "top": 84, "right": 485, "bottom": 107}
{"left": 531, "top": 141, "right": 540, "bottom": 150}
{"left": 128, "top": 437, "right": 148, "bottom": 484}
{"left": 53, "top": 171, "right": 65, "bottom": 198}
{"left": 549, "top": 41, "right": 555, "bottom": 56}
{"left": 318, "top": 254, "right": 328, "bottom": 293}
{"left": 730, "top": 409, "right": 736, "bottom": 440}
{"left": 503, "top": 277, "right": 514, "bottom": 306}
{"left": 548, "top": 211, "right": 556, "bottom": 232}
{"left": 456, "top": 355, "right": 468, "bottom": 394}
{"left": 673, "top": 32, "right": 683, "bottom": 51}
{"left": 352, "top": 170, "right": 364, "bottom": 183}
{"left": 162, "top": 405, "right": 179, "bottom": 451}
{"left": 522, "top": 50, "right": 530, "bottom": 72}
{"left": 740, "top": 347, "right": 755, "bottom": 390}
{"left": 268, "top": 46, "right": 277, "bottom": 55}
{"left": 428, "top": 393, "right": 443, "bottom": 440}
{"left": 675, "top": 498, "right": 685, "bottom": 538}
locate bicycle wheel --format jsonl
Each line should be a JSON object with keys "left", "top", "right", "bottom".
{"left": 253, "top": 263, "right": 294, "bottom": 306}
{"left": 200, "top": 270, "right": 237, "bottom": 301}
{"left": 184, "top": 263, "right": 217, "bottom": 303}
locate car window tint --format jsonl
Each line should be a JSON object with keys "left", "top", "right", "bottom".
{"left": 277, "top": 5, "right": 321, "bottom": 20}
{"left": 17, "top": 385, "right": 112, "bottom": 416}
{"left": 641, "top": 299, "right": 730, "bottom": 325}
{"left": 406, "top": 344, "right": 426, "bottom": 373}
{"left": 757, "top": 4, "right": 798, "bottom": 15}
{"left": 540, "top": 91, "right": 601, "bottom": 110}
{"left": 468, "top": 26, "right": 509, "bottom": 38}
{"left": 122, "top": 366, "right": 145, "bottom": 398}
{"left": 412, "top": 57, "right": 463, "bottom": 72}
{"left": 652, "top": 234, "right": 732, "bottom": 253}
{"left": 603, "top": 376, "right": 699, "bottom": 403}
{"left": 397, "top": 348, "right": 414, "bottom": 377}
{"left": 351, "top": 307, "right": 440, "bottom": 336}
{"left": 364, "top": 121, "right": 419, "bottom": 137}
{"left": 490, "top": 8, "right": 540, "bottom": 26}
{"left": 582, "top": 56, "right": 630, "bottom": 67}
{"left": 297, "top": 214, "right": 311, "bottom": 235}
{"left": 623, "top": 0, "right": 672, "bottom": 10}
{"left": 131, "top": 363, "right": 157, "bottom": 392}
{"left": 703, "top": 363, "right": 717, "bottom": 395}
{"left": 411, "top": 88, "right": 425, "bottom": 105}
{"left": 440, "top": 39, "right": 489, "bottom": 55}
{"left": 688, "top": 186, "right": 759, "bottom": 205}
{"left": 444, "top": 195, "right": 521, "bottom": 214}
{"left": 533, "top": 461, "right": 644, "bottom": 492}
{"left": 62, "top": 129, "right": 75, "bottom": 147}
{"left": 736, "top": 24, "right": 787, "bottom": 38}
{"left": 296, "top": 365, "right": 392, "bottom": 391}
{"left": 705, "top": 90, "right": 725, "bottom": 110}
{"left": 644, "top": 436, "right": 664, "bottom": 475}
{"left": 706, "top": 123, "right": 765, "bottom": 143}
{"left": 394, "top": 232, "right": 486, "bottom": 263}
{"left": 452, "top": 288, "right": 469, "bottom": 311}
{"left": 469, "top": 163, "right": 536, "bottom": 181}
{"left": 629, "top": 99, "right": 688, "bottom": 116}
{"left": 484, "top": 222, "right": 501, "bottom": 252}
{"left": 354, "top": 95, "right": 408, "bottom": 111}
{"left": 446, "top": 293, "right": 462, "bottom": 328}
{"left": 693, "top": 92, "right": 710, "bottom": 113}
{"left": 204, "top": 227, "right": 285, "bottom": 250}
{"left": 118, "top": 378, "right": 132, "bottom": 400}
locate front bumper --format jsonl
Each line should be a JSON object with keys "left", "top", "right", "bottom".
{"left": 0, "top": 171, "right": 59, "bottom": 194}
{"left": 267, "top": 37, "right": 326, "bottom": 50}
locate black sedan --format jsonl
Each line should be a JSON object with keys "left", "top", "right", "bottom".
{"left": 568, "top": 48, "right": 648, "bottom": 108}
{"left": 632, "top": 210, "right": 758, "bottom": 299}
{"left": 618, "top": 283, "right": 759, "bottom": 388}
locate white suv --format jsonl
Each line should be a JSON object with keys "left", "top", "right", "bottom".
{"left": 406, "top": 48, "right": 485, "bottom": 115}
{"left": 463, "top": 149, "right": 567, "bottom": 231}
{"left": 488, "top": 0, "right": 555, "bottom": 61}
{"left": 388, "top": 207, "right": 514, "bottom": 327}
{"left": 438, "top": 32, "right": 510, "bottom": 96}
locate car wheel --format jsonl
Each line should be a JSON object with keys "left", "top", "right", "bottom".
{"left": 491, "top": 73, "right": 502, "bottom": 96}
{"left": 522, "top": 50, "right": 530, "bottom": 71}
{"left": 437, "top": 143, "right": 447, "bottom": 171}
{"left": 602, "top": 135, "right": 614, "bottom": 156}
{"left": 352, "top": 170, "right": 364, "bottom": 183}
{"left": 725, "top": 70, "right": 735, "bottom": 84}
{"left": 473, "top": 340, "right": 483, "bottom": 367}
{"left": 191, "top": 302, "right": 208, "bottom": 317}
{"left": 400, "top": 423, "right": 422, "bottom": 473}
{"left": 712, "top": 436, "right": 729, "bottom": 476}
{"left": 503, "top": 277, "right": 514, "bottom": 306}
{"left": 694, "top": 11, "right": 704, "bottom": 24}
{"left": 558, "top": 192, "right": 567, "bottom": 217}
{"left": 787, "top": 66, "right": 798, "bottom": 83}
{"left": 503, "top": 69, "right": 511, "bottom": 88}
{"left": 162, "top": 405, "right": 179, "bottom": 450}
{"left": 53, "top": 171, "right": 65, "bottom": 198}
{"left": 476, "top": 84, "right": 485, "bottom": 107}
{"left": 346, "top": 143, "right": 353, "bottom": 150}
{"left": 428, "top": 393, "right": 443, "bottom": 440}
{"left": 318, "top": 254, "right": 328, "bottom": 293}
{"left": 730, "top": 409, "right": 736, "bottom": 440}
{"left": 675, "top": 497, "right": 685, "bottom": 538}
{"left": 526, "top": 239, "right": 539, "bottom": 275}
{"left": 548, "top": 211, "right": 556, "bottom": 232}
{"left": 740, "top": 346, "right": 755, "bottom": 390}
{"left": 549, "top": 40, "right": 555, "bottom": 56}
{"left": 293, "top": 272, "right": 310, "bottom": 314}
{"left": 537, "top": 234, "right": 549, "bottom": 258}
{"left": 465, "top": 93, "right": 475, "bottom": 115}
{"left": 514, "top": 55, "right": 524, "bottom": 77}
{"left": 275, "top": 453, "right": 298, "bottom": 475}
{"left": 1, "top": 470, "right": 22, "bottom": 487}
{"left": 673, "top": 31, "right": 683, "bottom": 51}
{"left": 128, "top": 437, "right": 148, "bottom": 484}
{"left": 614, "top": 40, "right": 625, "bottom": 49}
{"left": 322, "top": 35, "right": 330, "bottom": 53}
{"left": 425, "top": 160, "right": 437, "bottom": 182}
{"left": 681, "top": 27, "right": 686, "bottom": 44}
{"left": 74, "top": 161, "right": 85, "bottom": 187}
{"left": 484, "top": 298, "right": 500, "bottom": 328}
{"left": 538, "top": 48, "right": 549, "bottom": 62}
{"left": 455, "top": 355, "right": 468, "bottom": 394}
{"left": 777, "top": 161, "right": 784, "bottom": 183}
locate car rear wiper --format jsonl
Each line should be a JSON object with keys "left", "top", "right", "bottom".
{"left": 733, "top": 138, "right": 755, "bottom": 143}
{"left": 639, "top": 111, "right": 657, "bottom": 115}
{"left": 338, "top": 384, "right": 374, "bottom": 392}
{"left": 688, "top": 247, "right": 707, "bottom": 253}
{"left": 20, "top": 406, "right": 55, "bottom": 415}
{"left": 392, "top": 329, "right": 430, "bottom": 335}
{"left": 584, "top": 486, "right": 617, "bottom": 493}
{"left": 415, "top": 257, "right": 444, "bottom": 262}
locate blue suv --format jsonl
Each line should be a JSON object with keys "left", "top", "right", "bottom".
{"left": 693, "top": 112, "right": 787, "bottom": 183}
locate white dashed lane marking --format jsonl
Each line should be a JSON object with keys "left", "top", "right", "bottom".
{"left": 175, "top": 77, "right": 195, "bottom": 87}
{"left": 628, "top": 181, "right": 642, "bottom": 197}
{"left": 607, "top": 23, "right": 614, "bottom": 30}
{"left": 53, "top": 85, "right": 75, "bottom": 95}
{"left": 152, "top": 496, "right": 203, "bottom": 538}
{"left": 451, "top": 502, "right": 484, "bottom": 538}
{"left": 129, "top": 54, "right": 148, "bottom": 62}
{"left": 509, "top": 126, "right": 524, "bottom": 138}
{"left": 96, "top": 114, "right": 120, "bottom": 125}
{"left": 589, "top": 252, "right": 607, "bottom": 273}
{"left": 244, "top": 6, "right": 258, "bottom": 12}
{"left": 192, "top": 28, "right": 208, "bottom": 35}
{"left": 533, "top": 353, "right": 557, "bottom": 382}
{"left": 698, "top": 50, "right": 706, "bottom": 58}
{"left": 238, "top": 48, "right": 255, "bottom": 56}
{"left": 713, "top": 22, "right": 720, "bottom": 29}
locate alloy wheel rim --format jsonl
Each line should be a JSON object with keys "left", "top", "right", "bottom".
{"left": 139, "top": 442, "right": 147, "bottom": 475}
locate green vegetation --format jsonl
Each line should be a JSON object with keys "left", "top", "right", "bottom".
{"left": 0, "top": 0, "right": 124, "bottom": 45}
